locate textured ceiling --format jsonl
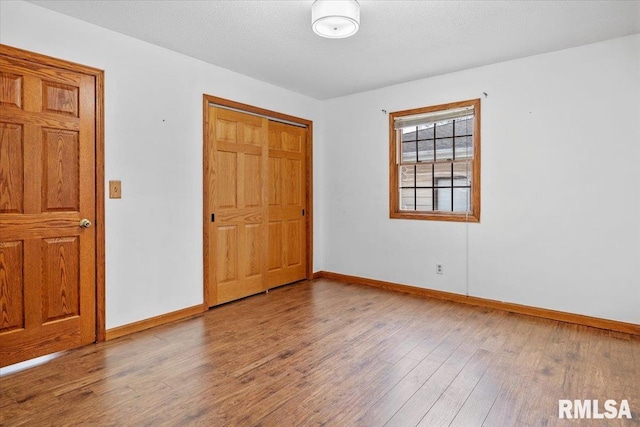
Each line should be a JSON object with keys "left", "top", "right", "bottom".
{"left": 26, "top": 0, "right": 640, "bottom": 100}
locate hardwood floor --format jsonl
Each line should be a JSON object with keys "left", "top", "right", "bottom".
{"left": 1, "top": 279, "right": 639, "bottom": 426}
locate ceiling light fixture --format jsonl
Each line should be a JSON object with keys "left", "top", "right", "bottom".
{"left": 312, "top": 0, "right": 360, "bottom": 39}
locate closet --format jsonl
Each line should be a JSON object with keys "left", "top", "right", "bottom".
{"left": 204, "top": 101, "right": 310, "bottom": 306}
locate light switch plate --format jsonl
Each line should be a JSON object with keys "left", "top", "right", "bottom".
{"left": 109, "top": 180, "right": 122, "bottom": 199}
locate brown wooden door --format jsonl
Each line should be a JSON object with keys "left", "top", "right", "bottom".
{"left": 207, "top": 107, "right": 268, "bottom": 305}
{"left": 0, "top": 54, "right": 96, "bottom": 367}
{"left": 267, "top": 122, "right": 307, "bottom": 288}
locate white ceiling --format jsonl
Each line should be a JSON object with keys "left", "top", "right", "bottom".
{"left": 26, "top": 0, "right": 640, "bottom": 100}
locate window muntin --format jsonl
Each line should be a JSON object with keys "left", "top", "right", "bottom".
{"left": 390, "top": 99, "right": 480, "bottom": 222}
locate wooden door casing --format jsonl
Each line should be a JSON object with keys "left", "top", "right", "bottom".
{"left": 267, "top": 122, "right": 306, "bottom": 288}
{"left": 0, "top": 45, "right": 104, "bottom": 367}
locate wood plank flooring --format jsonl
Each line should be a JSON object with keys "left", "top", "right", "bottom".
{"left": 1, "top": 279, "right": 639, "bottom": 426}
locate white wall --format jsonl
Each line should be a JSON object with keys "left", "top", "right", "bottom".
{"left": 2, "top": 0, "right": 638, "bottom": 328}
{"left": 0, "top": 0, "right": 323, "bottom": 328}
{"left": 320, "top": 34, "right": 640, "bottom": 324}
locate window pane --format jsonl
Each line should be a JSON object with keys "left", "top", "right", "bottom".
{"left": 454, "top": 116, "right": 473, "bottom": 136}
{"left": 453, "top": 188, "right": 470, "bottom": 212}
{"left": 401, "top": 127, "right": 416, "bottom": 142}
{"left": 434, "top": 162, "right": 452, "bottom": 184}
{"left": 453, "top": 162, "right": 472, "bottom": 186}
{"left": 435, "top": 138, "right": 453, "bottom": 161}
{"left": 417, "top": 139, "right": 434, "bottom": 162}
{"left": 416, "top": 188, "right": 433, "bottom": 211}
{"left": 399, "top": 165, "right": 415, "bottom": 188}
{"left": 434, "top": 187, "right": 470, "bottom": 212}
{"left": 400, "top": 188, "right": 415, "bottom": 210}
{"left": 402, "top": 125, "right": 430, "bottom": 140}
{"left": 416, "top": 126, "right": 432, "bottom": 141}
{"left": 436, "top": 120, "right": 453, "bottom": 138}
{"left": 435, "top": 187, "right": 452, "bottom": 211}
{"left": 401, "top": 141, "right": 417, "bottom": 163}
{"left": 415, "top": 164, "right": 432, "bottom": 187}
{"left": 454, "top": 136, "right": 473, "bottom": 160}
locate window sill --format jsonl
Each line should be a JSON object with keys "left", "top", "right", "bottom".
{"left": 390, "top": 211, "right": 480, "bottom": 223}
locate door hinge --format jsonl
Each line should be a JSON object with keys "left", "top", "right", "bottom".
{"left": 211, "top": 213, "right": 215, "bottom": 222}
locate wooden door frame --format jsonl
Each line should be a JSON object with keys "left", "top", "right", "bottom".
{"left": 0, "top": 44, "right": 106, "bottom": 342}
{"left": 202, "top": 95, "right": 313, "bottom": 308}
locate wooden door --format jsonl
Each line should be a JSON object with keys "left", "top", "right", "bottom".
{"left": 267, "top": 122, "right": 307, "bottom": 288}
{"left": 207, "top": 107, "right": 268, "bottom": 305}
{"left": 0, "top": 53, "right": 97, "bottom": 367}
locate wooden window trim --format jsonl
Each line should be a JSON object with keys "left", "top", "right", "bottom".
{"left": 389, "top": 98, "right": 481, "bottom": 222}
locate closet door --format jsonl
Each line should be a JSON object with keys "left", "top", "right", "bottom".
{"left": 207, "top": 107, "right": 268, "bottom": 305}
{"left": 267, "top": 122, "right": 307, "bottom": 288}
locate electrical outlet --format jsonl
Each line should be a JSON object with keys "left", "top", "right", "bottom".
{"left": 436, "top": 263, "right": 444, "bottom": 275}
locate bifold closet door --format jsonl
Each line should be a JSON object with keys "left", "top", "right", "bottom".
{"left": 267, "top": 122, "right": 307, "bottom": 288}
{"left": 207, "top": 107, "right": 268, "bottom": 305}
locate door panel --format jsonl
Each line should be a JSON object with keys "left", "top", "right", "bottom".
{"left": 0, "top": 241, "right": 24, "bottom": 332}
{"left": 243, "top": 123, "right": 262, "bottom": 145}
{"left": 268, "top": 157, "right": 282, "bottom": 206}
{"left": 268, "top": 221, "right": 283, "bottom": 272}
{"left": 217, "top": 151, "right": 238, "bottom": 209}
{"left": 244, "top": 153, "right": 262, "bottom": 207}
{"left": 0, "top": 72, "right": 23, "bottom": 108}
{"left": 216, "top": 225, "right": 238, "bottom": 285}
{"left": 285, "top": 220, "right": 301, "bottom": 267}
{"left": 207, "top": 107, "right": 268, "bottom": 306}
{"left": 42, "top": 236, "right": 80, "bottom": 322}
{"left": 42, "top": 128, "right": 80, "bottom": 211}
{"left": 42, "top": 81, "right": 79, "bottom": 117}
{"left": 0, "top": 53, "right": 96, "bottom": 367}
{"left": 244, "top": 223, "right": 263, "bottom": 278}
{"left": 267, "top": 122, "right": 306, "bottom": 288}
{"left": 0, "top": 123, "right": 23, "bottom": 213}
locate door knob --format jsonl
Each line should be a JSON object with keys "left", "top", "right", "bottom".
{"left": 79, "top": 219, "right": 92, "bottom": 228}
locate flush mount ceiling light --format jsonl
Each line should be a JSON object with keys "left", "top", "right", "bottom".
{"left": 312, "top": 0, "right": 360, "bottom": 39}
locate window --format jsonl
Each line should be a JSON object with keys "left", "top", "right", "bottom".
{"left": 389, "top": 99, "right": 480, "bottom": 222}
